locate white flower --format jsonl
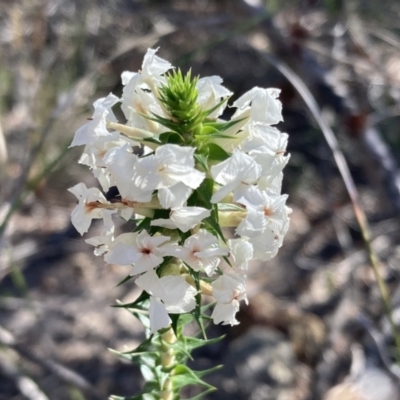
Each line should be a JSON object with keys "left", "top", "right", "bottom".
{"left": 121, "top": 48, "right": 172, "bottom": 89}
{"left": 103, "top": 145, "right": 153, "bottom": 203}
{"left": 210, "top": 149, "right": 261, "bottom": 203}
{"left": 240, "top": 124, "right": 289, "bottom": 180}
{"left": 134, "top": 144, "right": 205, "bottom": 208}
{"left": 78, "top": 137, "right": 136, "bottom": 192}
{"left": 258, "top": 172, "right": 284, "bottom": 194}
{"left": 197, "top": 76, "right": 232, "bottom": 118}
{"left": 68, "top": 183, "right": 111, "bottom": 235}
{"left": 70, "top": 93, "right": 119, "bottom": 147}
{"left": 228, "top": 239, "right": 253, "bottom": 271}
{"left": 136, "top": 269, "right": 197, "bottom": 333}
{"left": 165, "top": 230, "right": 228, "bottom": 276}
{"left": 140, "top": 48, "right": 173, "bottom": 86}
{"left": 160, "top": 275, "right": 197, "bottom": 314}
{"left": 151, "top": 207, "right": 211, "bottom": 232}
{"left": 233, "top": 87, "right": 282, "bottom": 126}
{"left": 121, "top": 81, "right": 167, "bottom": 133}
{"left": 236, "top": 186, "right": 290, "bottom": 237}
{"left": 249, "top": 228, "right": 282, "bottom": 261}
{"left": 211, "top": 272, "right": 247, "bottom": 325}
{"left": 104, "top": 231, "right": 170, "bottom": 275}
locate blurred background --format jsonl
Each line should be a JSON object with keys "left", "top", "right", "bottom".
{"left": 1, "top": 0, "right": 400, "bottom": 399}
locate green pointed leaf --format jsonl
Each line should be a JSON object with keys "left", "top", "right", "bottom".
{"left": 204, "top": 206, "right": 226, "bottom": 244}
{"left": 201, "top": 97, "right": 229, "bottom": 119}
{"left": 203, "top": 143, "right": 230, "bottom": 162}
{"left": 159, "top": 131, "right": 185, "bottom": 144}
{"left": 199, "top": 126, "right": 219, "bottom": 135}
{"left": 108, "top": 348, "right": 158, "bottom": 364}
{"left": 196, "top": 132, "right": 234, "bottom": 140}
{"left": 148, "top": 209, "right": 171, "bottom": 235}
{"left": 196, "top": 132, "right": 236, "bottom": 143}
{"left": 197, "top": 179, "right": 213, "bottom": 207}
{"left": 115, "top": 274, "right": 134, "bottom": 287}
{"left": 113, "top": 290, "right": 150, "bottom": 309}
{"left": 223, "top": 255, "right": 233, "bottom": 268}
{"left": 178, "top": 335, "right": 225, "bottom": 353}
{"left": 121, "top": 335, "right": 160, "bottom": 355}
{"left": 203, "top": 116, "right": 247, "bottom": 132}
{"left": 145, "top": 113, "right": 184, "bottom": 134}
{"left": 134, "top": 217, "right": 152, "bottom": 232}
{"left": 134, "top": 310, "right": 151, "bottom": 332}
{"left": 170, "top": 335, "right": 225, "bottom": 363}
{"left": 194, "top": 296, "right": 207, "bottom": 340}
{"left": 193, "top": 153, "right": 209, "bottom": 172}
{"left": 186, "top": 178, "right": 213, "bottom": 208}
{"left": 141, "top": 363, "right": 158, "bottom": 383}
{"left": 171, "top": 364, "right": 215, "bottom": 391}
{"left": 193, "top": 364, "right": 223, "bottom": 379}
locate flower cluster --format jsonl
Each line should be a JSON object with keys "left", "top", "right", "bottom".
{"left": 69, "top": 48, "right": 291, "bottom": 334}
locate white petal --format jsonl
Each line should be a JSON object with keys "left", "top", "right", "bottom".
{"left": 120, "top": 207, "right": 134, "bottom": 221}
{"left": 130, "top": 253, "right": 164, "bottom": 275}
{"left": 71, "top": 204, "right": 92, "bottom": 235}
{"left": 105, "top": 243, "right": 141, "bottom": 265}
{"left": 149, "top": 297, "right": 171, "bottom": 334}
{"left": 142, "top": 48, "right": 173, "bottom": 80}
{"left": 228, "top": 239, "right": 253, "bottom": 271}
{"left": 121, "top": 71, "right": 136, "bottom": 85}
{"left": 158, "top": 183, "right": 192, "bottom": 209}
{"left": 211, "top": 302, "right": 240, "bottom": 326}
{"left": 210, "top": 150, "right": 261, "bottom": 196}
{"left": 161, "top": 276, "right": 197, "bottom": 313}
{"left": 136, "top": 270, "right": 165, "bottom": 299}
{"left": 236, "top": 209, "right": 267, "bottom": 238}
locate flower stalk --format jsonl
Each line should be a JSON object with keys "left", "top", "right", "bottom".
{"left": 68, "top": 48, "right": 290, "bottom": 399}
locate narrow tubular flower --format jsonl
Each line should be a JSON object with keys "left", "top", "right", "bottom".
{"left": 68, "top": 47, "right": 290, "bottom": 399}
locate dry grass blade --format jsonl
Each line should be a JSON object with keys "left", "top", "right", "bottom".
{"left": 261, "top": 51, "right": 400, "bottom": 365}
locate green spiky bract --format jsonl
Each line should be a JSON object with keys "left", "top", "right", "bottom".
{"left": 158, "top": 70, "right": 203, "bottom": 136}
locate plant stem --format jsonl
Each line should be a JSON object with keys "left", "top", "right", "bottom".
{"left": 160, "top": 326, "right": 177, "bottom": 400}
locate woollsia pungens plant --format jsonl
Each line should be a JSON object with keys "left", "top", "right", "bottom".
{"left": 68, "top": 48, "right": 291, "bottom": 399}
